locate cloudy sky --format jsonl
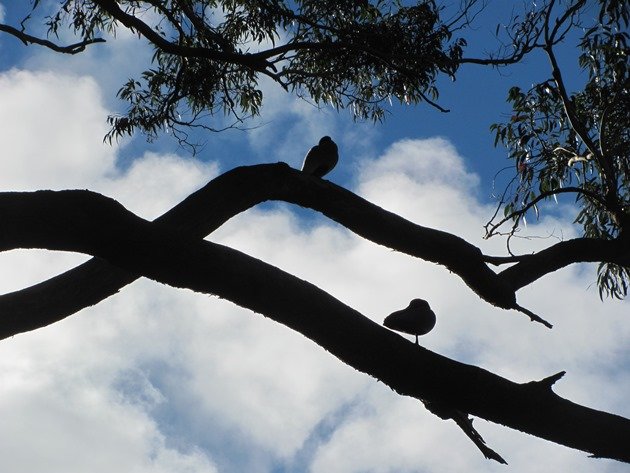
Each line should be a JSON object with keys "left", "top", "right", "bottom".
{"left": 0, "top": 2, "right": 628, "bottom": 473}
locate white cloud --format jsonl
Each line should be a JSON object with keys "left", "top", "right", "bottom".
{"left": 0, "top": 67, "right": 219, "bottom": 471}
{"left": 95, "top": 151, "right": 219, "bottom": 220}
{"left": 0, "top": 62, "right": 627, "bottom": 473}
{"left": 0, "top": 320, "right": 219, "bottom": 473}
{"left": 179, "top": 297, "right": 367, "bottom": 458}
{"left": 17, "top": 8, "right": 154, "bottom": 112}
{"left": 0, "top": 69, "right": 116, "bottom": 190}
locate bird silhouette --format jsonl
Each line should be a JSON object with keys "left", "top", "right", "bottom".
{"left": 383, "top": 299, "right": 436, "bottom": 344}
{"left": 301, "top": 136, "right": 338, "bottom": 177}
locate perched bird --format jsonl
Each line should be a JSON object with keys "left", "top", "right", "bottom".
{"left": 301, "top": 136, "right": 339, "bottom": 177}
{"left": 383, "top": 299, "right": 436, "bottom": 344}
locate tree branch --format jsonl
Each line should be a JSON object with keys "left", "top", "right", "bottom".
{"left": 500, "top": 237, "right": 630, "bottom": 291}
{"left": 0, "top": 23, "right": 106, "bottom": 54}
{"left": 542, "top": 1, "right": 620, "bottom": 214}
{"left": 0, "top": 163, "right": 518, "bottom": 341}
{"left": 3, "top": 163, "right": 629, "bottom": 341}
{"left": 91, "top": 0, "right": 277, "bottom": 74}
{"left": 1, "top": 188, "right": 629, "bottom": 463}
{"left": 484, "top": 186, "right": 608, "bottom": 238}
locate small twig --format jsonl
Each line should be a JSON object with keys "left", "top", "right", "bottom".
{"left": 485, "top": 187, "right": 606, "bottom": 239}
{"left": 513, "top": 303, "right": 553, "bottom": 329}
{"left": 423, "top": 400, "right": 508, "bottom": 464}
{"left": 419, "top": 91, "right": 450, "bottom": 112}
{"left": 451, "top": 412, "right": 508, "bottom": 464}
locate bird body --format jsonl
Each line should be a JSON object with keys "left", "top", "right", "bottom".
{"left": 301, "top": 136, "right": 338, "bottom": 177}
{"left": 383, "top": 299, "right": 436, "bottom": 344}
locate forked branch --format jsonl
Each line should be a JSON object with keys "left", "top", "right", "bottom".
{"left": 0, "top": 187, "right": 629, "bottom": 462}
{"left": 2, "top": 164, "right": 628, "bottom": 341}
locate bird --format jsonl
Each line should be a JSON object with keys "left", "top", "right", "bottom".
{"left": 383, "top": 299, "right": 436, "bottom": 344}
{"left": 301, "top": 136, "right": 339, "bottom": 178}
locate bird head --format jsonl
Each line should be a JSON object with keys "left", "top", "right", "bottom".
{"left": 318, "top": 136, "right": 338, "bottom": 154}
{"left": 409, "top": 299, "right": 431, "bottom": 310}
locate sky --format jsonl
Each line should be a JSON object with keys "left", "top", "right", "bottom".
{"left": 0, "top": 2, "right": 628, "bottom": 473}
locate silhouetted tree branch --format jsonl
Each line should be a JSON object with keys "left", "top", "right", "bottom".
{"left": 4, "top": 164, "right": 629, "bottom": 341}
{"left": 0, "top": 23, "right": 105, "bottom": 54}
{"left": 0, "top": 163, "right": 521, "bottom": 341}
{"left": 498, "top": 237, "right": 630, "bottom": 290}
{"left": 1, "top": 185, "right": 630, "bottom": 463}
{"left": 6, "top": 0, "right": 537, "bottom": 144}
{"left": 1, "top": 1, "right": 628, "bottom": 467}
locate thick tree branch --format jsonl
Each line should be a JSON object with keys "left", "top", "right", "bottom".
{"left": 499, "top": 237, "right": 630, "bottom": 291}
{"left": 1, "top": 188, "right": 629, "bottom": 463}
{"left": 91, "top": 0, "right": 277, "bottom": 75}
{"left": 0, "top": 164, "right": 518, "bottom": 341}
{"left": 3, "top": 164, "right": 629, "bottom": 340}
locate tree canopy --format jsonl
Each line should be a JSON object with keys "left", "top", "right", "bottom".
{"left": 488, "top": 0, "right": 630, "bottom": 298}
{"left": 0, "top": 0, "right": 629, "bottom": 468}
{"left": 22, "top": 0, "right": 470, "bottom": 141}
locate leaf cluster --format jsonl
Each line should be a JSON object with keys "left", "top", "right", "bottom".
{"left": 489, "top": 0, "right": 630, "bottom": 298}
{"left": 33, "top": 0, "right": 470, "bottom": 143}
{"left": 283, "top": 1, "right": 465, "bottom": 119}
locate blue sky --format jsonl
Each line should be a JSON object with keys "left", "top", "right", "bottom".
{"left": 0, "top": 2, "right": 628, "bottom": 473}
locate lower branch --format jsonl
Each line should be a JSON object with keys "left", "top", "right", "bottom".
{"left": 0, "top": 189, "right": 629, "bottom": 462}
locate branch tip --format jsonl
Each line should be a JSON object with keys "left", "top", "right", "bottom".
{"left": 535, "top": 371, "right": 566, "bottom": 389}
{"left": 513, "top": 303, "right": 553, "bottom": 329}
{"left": 423, "top": 401, "right": 508, "bottom": 464}
{"left": 524, "top": 371, "right": 566, "bottom": 394}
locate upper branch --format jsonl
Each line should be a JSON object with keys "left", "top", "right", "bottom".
{"left": 0, "top": 23, "right": 106, "bottom": 54}
{"left": 542, "top": 1, "right": 620, "bottom": 213}
{"left": 484, "top": 186, "right": 608, "bottom": 238}
{"left": 459, "top": 3, "right": 546, "bottom": 67}
{"left": 2, "top": 164, "right": 629, "bottom": 341}
{"left": 91, "top": 0, "right": 277, "bottom": 73}
{"left": 0, "top": 187, "right": 629, "bottom": 463}
{"left": 0, "top": 163, "right": 516, "bottom": 342}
